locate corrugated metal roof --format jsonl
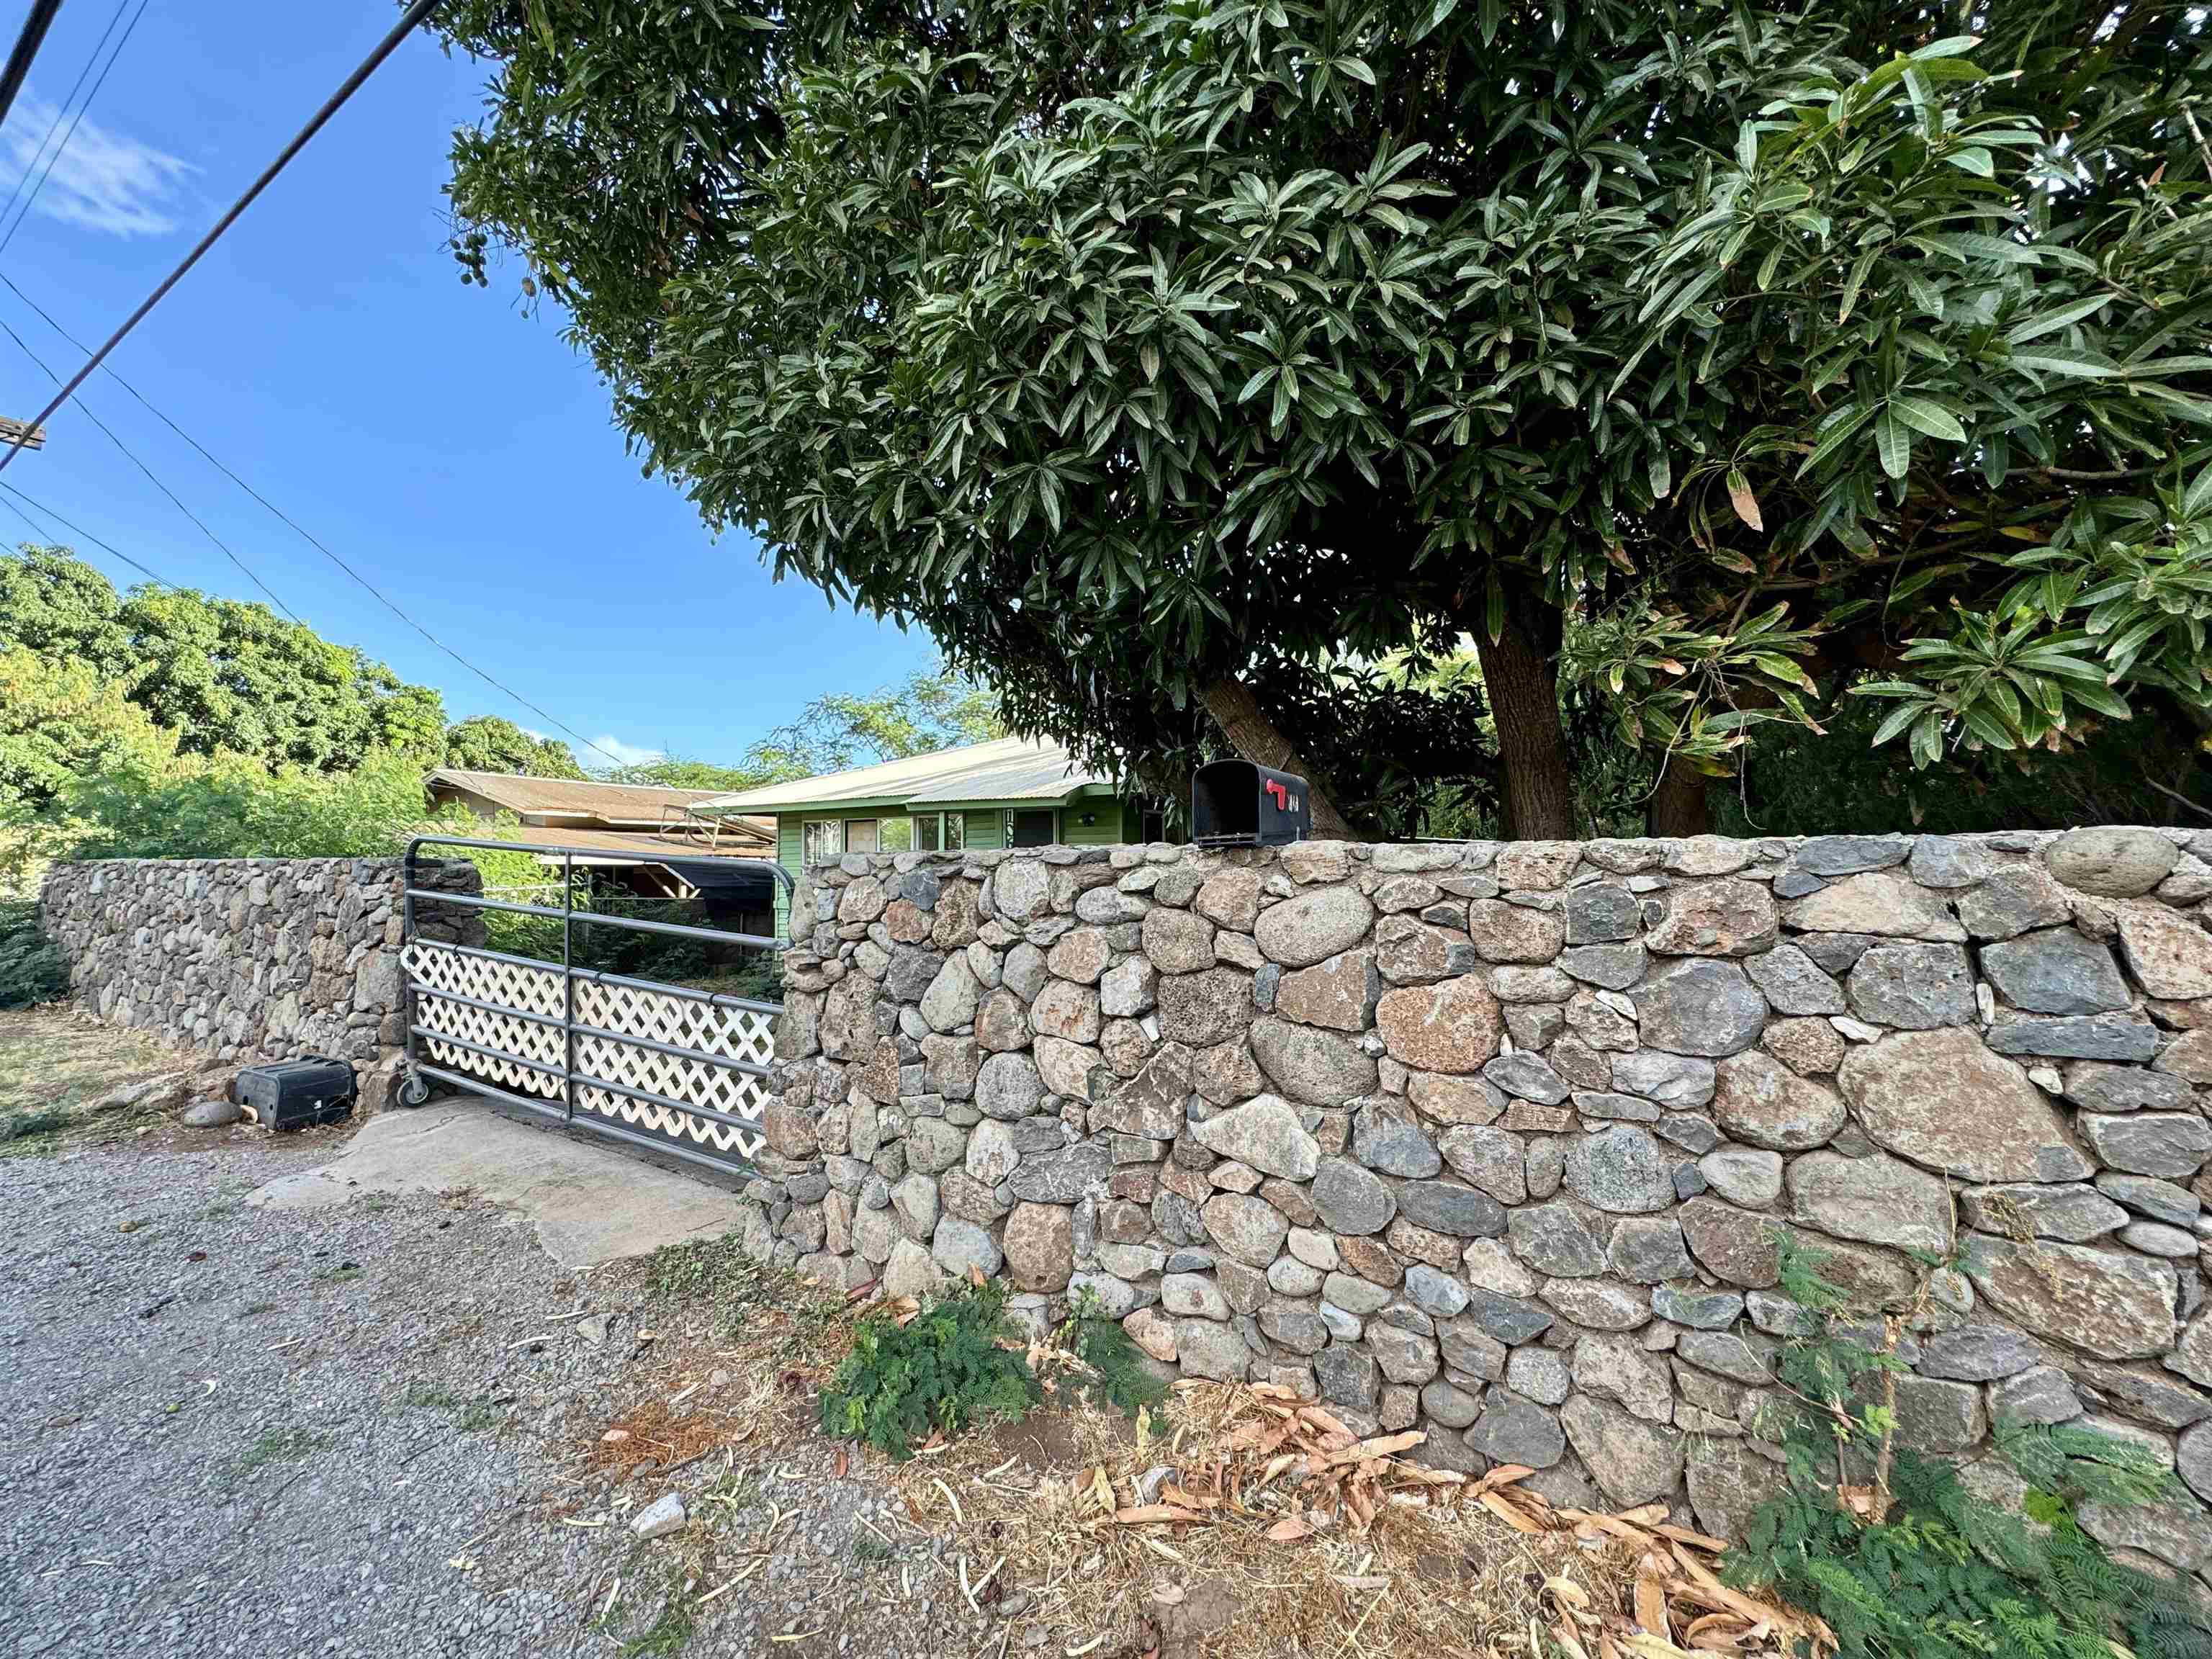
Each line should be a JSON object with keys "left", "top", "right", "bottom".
{"left": 698, "top": 737, "right": 1111, "bottom": 812}
{"left": 427, "top": 768, "right": 734, "bottom": 819}
{"left": 506, "top": 824, "right": 777, "bottom": 861}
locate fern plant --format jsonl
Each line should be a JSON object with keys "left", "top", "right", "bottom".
{"left": 818, "top": 1281, "right": 1040, "bottom": 1461}
{"left": 1727, "top": 1236, "right": 2211, "bottom": 1659}
{"left": 1058, "top": 1287, "right": 1167, "bottom": 1419}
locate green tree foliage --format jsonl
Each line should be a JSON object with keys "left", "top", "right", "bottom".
{"left": 58, "top": 750, "right": 434, "bottom": 861}
{"left": 748, "top": 663, "right": 1010, "bottom": 778}
{"left": 439, "top": 0, "right": 2212, "bottom": 838}
{"left": 0, "top": 547, "right": 449, "bottom": 773}
{"left": 0, "top": 898, "right": 67, "bottom": 1008}
{"left": 0, "top": 648, "right": 177, "bottom": 815}
{"left": 440, "top": 714, "right": 587, "bottom": 778}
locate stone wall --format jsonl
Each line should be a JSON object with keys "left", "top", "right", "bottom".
{"left": 40, "top": 857, "right": 482, "bottom": 1106}
{"left": 749, "top": 826, "right": 2212, "bottom": 1563}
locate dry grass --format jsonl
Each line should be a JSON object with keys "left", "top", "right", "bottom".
{"left": 0, "top": 1005, "right": 182, "bottom": 1118}
{"left": 889, "top": 1378, "right": 1830, "bottom": 1659}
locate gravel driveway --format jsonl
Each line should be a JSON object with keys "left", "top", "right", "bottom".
{"left": 0, "top": 1115, "right": 1022, "bottom": 1658}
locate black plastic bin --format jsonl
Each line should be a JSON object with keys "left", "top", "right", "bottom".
{"left": 233, "top": 1058, "right": 357, "bottom": 1130}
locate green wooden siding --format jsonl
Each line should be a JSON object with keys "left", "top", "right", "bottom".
{"left": 771, "top": 798, "right": 1145, "bottom": 933}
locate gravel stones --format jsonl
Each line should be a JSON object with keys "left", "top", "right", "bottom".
{"left": 1563, "top": 1125, "right": 1678, "bottom": 1214}
{"left": 1838, "top": 1029, "right": 2075, "bottom": 1182}
{"left": 1375, "top": 975, "right": 1503, "bottom": 1074}
{"left": 1980, "top": 928, "right": 2131, "bottom": 1015}
{"left": 1632, "top": 961, "right": 1768, "bottom": 1057}
{"left": 1255, "top": 886, "right": 1374, "bottom": 967}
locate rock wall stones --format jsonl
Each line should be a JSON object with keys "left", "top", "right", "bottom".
{"left": 40, "top": 857, "right": 482, "bottom": 1107}
{"left": 748, "top": 827, "right": 2212, "bottom": 1568}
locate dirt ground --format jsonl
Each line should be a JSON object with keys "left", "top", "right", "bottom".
{"left": 0, "top": 1006, "right": 1790, "bottom": 1659}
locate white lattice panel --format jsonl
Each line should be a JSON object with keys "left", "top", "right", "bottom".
{"left": 400, "top": 940, "right": 770, "bottom": 1162}
{"left": 400, "top": 941, "right": 565, "bottom": 1098}
{"left": 574, "top": 979, "right": 770, "bottom": 1159}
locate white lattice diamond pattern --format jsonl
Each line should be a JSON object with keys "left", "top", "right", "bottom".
{"left": 400, "top": 940, "right": 770, "bottom": 1161}
{"left": 400, "top": 942, "right": 564, "bottom": 1097}
{"left": 574, "top": 979, "right": 770, "bottom": 1159}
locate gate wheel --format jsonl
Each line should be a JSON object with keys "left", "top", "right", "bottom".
{"left": 397, "top": 1071, "right": 431, "bottom": 1109}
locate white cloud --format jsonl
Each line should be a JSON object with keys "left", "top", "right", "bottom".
{"left": 0, "top": 95, "right": 194, "bottom": 238}
{"left": 587, "top": 734, "right": 664, "bottom": 770}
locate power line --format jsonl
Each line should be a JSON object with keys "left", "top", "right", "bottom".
{"left": 0, "top": 274, "right": 640, "bottom": 775}
{"left": 0, "top": 0, "right": 130, "bottom": 238}
{"left": 0, "top": 0, "right": 66, "bottom": 133}
{"left": 0, "top": 307, "right": 297, "bottom": 616}
{"left": 0, "top": 0, "right": 148, "bottom": 256}
{"left": 0, "top": 477, "right": 176, "bottom": 587}
{"left": 0, "top": 0, "right": 443, "bottom": 475}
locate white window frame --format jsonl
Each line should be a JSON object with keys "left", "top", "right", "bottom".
{"left": 801, "top": 819, "right": 843, "bottom": 866}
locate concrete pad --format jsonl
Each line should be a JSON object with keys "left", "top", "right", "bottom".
{"left": 249, "top": 1097, "right": 747, "bottom": 1268}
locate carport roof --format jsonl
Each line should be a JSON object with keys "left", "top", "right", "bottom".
{"left": 697, "top": 737, "right": 1112, "bottom": 813}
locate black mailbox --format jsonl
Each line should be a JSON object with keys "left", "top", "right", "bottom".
{"left": 1191, "top": 760, "right": 1312, "bottom": 847}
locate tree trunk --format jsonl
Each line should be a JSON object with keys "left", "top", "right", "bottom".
{"left": 1468, "top": 585, "right": 1578, "bottom": 841}
{"left": 1199, "top": 677, "right": 1358, "bottom": 840}
{"left": 1646, "top": 752, "right": 1712, "bottom": 837}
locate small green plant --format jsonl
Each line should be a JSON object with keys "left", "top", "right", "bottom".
{"left": 457, "top": 1400, "right": 503, "bottom": 1435}
{"left": 237, "top": 1426, "right": 322, "bottom": 1476}
{"left": 617, "top": 1590, "right": 695, "bottom": 1656}
{"left": 641, "top": 1233, "right": 793, "bottom": 1337}
{"left": 851, "top": 1530, "right": 894, "bottom": 1563}
{"left": 1727, "top": 1235, "right": 2210, "bottom": 1659}
{"left": 0, "top": 1105, "right": 70, "bottom": 1151}
{"left": 819, "top": 1280, "right": 1040, "bottom": 1460}
{"left": 0, "top": 899, "right": 66, "bottom": 1009}
{"left": 1060, "top": 1288, "right": 1167, "bottom": 1419}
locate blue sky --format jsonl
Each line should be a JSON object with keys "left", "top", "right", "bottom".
{"left": 0, "top": 1, "right": 936, "bottom": 770}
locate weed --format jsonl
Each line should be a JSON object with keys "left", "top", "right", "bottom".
{"left": 1060, "top": 1290, "right": 1168, "bottom": 1419}
{"left": 1728, "top": 1234, "right": 2211, "bottom": 1659}
{"left": 639, "top": 1233, "right": 793, "bottom": 1338}
{"left": 820, "top": 1280, "right": 1039, "bottom": 1460}
{"left": 401, "top": 1382, "right": 463, "bottom": 1411}
{"left": 851, "top": 1530, "right": 894, "bottom": 1563}
{"left": 700, "top": 1468, "right": 763, "bottom": 1516}
{"left": 0, "top": 1105, "right": 70, "bottom": 1154}
{"left": 237, "top": 1426, "right": 322, "bottom": 1476}
{"left": 239, "top": 1300, "right": 278, "bottom": 1318}
{"left": 457, "top": 1400, "right": 502, "bottom": 1435}
{"left": 312, "top": 1262, "right": 362, "bottom": 1285}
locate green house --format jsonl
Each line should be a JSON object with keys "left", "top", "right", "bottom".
{"left": 696, "top": 737, "right": 1164, "bottom": 932}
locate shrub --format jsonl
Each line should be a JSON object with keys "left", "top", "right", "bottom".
{"left": 0, "top": 898, "right": 66, "bottom": 1007}
{"left": 1727, "top": 1236, "right": 2211, "bottom": 1659}
{"left": 819, "top": 1281, "right": 1040, "bottom": 1460}
{"left": 1060, "top": 1290, "right": 1167, "bottom": 1419}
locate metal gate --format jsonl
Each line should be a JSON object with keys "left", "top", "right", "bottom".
{"left": 397, "top": 834, "right": 791, "bottom": 1179}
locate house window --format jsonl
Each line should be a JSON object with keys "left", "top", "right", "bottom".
{"left": 878, "top": 817, "right": 913, "bottom": 852}
{"left": 845, "top": 819, "right": 880, "bottom": 854}
{"left": 801, "top": 819, "right": 842, "bottom": 866}
{"left": 1140, "top": 806, "right": 1168, "bottom": 843}
{"left": 910, "top": 813, "right": 966, "bottom": 852}
{"left": 1008, "top": 809, "right": 1056, "bottom": 848}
